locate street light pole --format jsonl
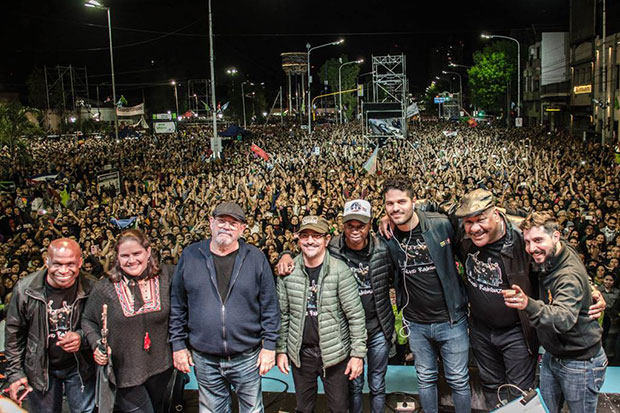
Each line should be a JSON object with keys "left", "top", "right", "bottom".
{"left": 482, "top": 33, "right": 521, "bottom": 120}
{"left": 171, "top": 81, "right": 179, "bottom": 117}
{"left": 241, "top": 81, "right": 247, "bottom": 129}
{"left": 208, "top": 0, "right": 218, "bottom": 155}
{"left": 339, "top": 59, "right": 363, "bottom": 124}
{"left": 306, "top": 39, "right": 344, "bottom": 134}
{"left": 443, "top": 70, "right": 463, "bottom": 111}
{"left": 85, "top": 0, "right": 118, "bottom": 141}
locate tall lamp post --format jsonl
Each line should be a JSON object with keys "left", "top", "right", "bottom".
{"left": 306, "top": 39, "right": 344, "bottom": 134}
{"left": 226, "top": 68, "right": 238, "bottom": 92}
{"left": 171, "top": 80, "right": 179, "bottom": 118}
{"left": 442, "top": 70, "right": 463, "bottom": 110}
{"left": 85, "top": 0, "right": 118, "bottom": 141}
{"left": 338, "top": 58, "right": 363, "bottom": 124}
{"left": 240, "top": 81, "right": 249, "bottom": 129}
{"left": 482, "top": 33, "right": 521, "bottom": 121}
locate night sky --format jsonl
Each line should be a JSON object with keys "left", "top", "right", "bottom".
{"left": 2, "top": 0, "right": 572, "bottom": 107}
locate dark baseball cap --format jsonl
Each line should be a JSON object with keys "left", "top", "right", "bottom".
{"left": 455, "top": 189, "right": 495, "bottom": 218}
{"left": 213, "top": 202, "right": 246, "bottom": 223}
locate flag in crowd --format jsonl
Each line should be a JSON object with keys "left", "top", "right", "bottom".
{"left": 363, "top": 146, "right": 379, "bottom": 174}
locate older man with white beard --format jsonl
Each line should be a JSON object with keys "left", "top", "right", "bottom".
{"left": 169, "top": 202, "right": 280, "bottom": 413}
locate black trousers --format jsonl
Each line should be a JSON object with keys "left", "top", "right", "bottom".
{"left": 115, "top": 367, "right": 174, "bottom": 413}
{"left": 292, "top": 346, "right": 349, "bottom": 413}
{"left": 470, "top": 319, "right": 537, "bottom": 409}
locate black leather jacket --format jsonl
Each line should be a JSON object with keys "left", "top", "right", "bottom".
{"left": 5, "top": 270, "right": 97, "bottom": 392}
{"left": 329, "top": 233, "right": 396, "bottom": 341}
{"left": 385, "top": 210, "right": 469, "bottom": 325}
{"left": 455, "top": 213, "right": 538, "bottom": 354}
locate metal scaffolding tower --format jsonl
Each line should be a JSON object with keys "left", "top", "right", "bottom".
{"left": 44, "top": 65, "right": 89, "bottom": 111}
{"left": 363, "top": 55, "right": 408, "bottom": 137}
{"left": 372, "top": 55, "right": 407, "bottom": 106}
{"left": 187, "top": 79, "right": 212, "bottom": 115}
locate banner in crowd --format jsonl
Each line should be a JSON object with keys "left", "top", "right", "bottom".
{"left": 153, "top": 113, "right": 173, "bottom": 120}
{"left": 0, "top": 181, "right": 16, "bottom": 192}
{"left": 363, "top": 146, "right": 379, "bottom": 175}
{"left": 406, "top": 103, "right": 420, "bottom": 118}
{"left": 251, "top": 144, "right": 269, "bottom": 161}
{"left": 27, "top": 173, "right": 59, "bottom": 185}
{"left": 97, "top": 170, "right": 121, "bottom": 195}
{"left": 116, "top": 103, "right": 144, "bottom": 117}
{"left": 368, "top": 118, "right": 402, "bottom": 136}
{"left": 154, "top": 121, "right": 177, "bottom": 134}
{"left": 442, "top": 131, "right": 458, "bottom": 137}
{"left": 110, "top": 216, "right": 137, "bottom": 229}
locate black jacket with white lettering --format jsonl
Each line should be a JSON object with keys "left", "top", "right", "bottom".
{"left": 329, "top": 233, "right": 396, "bottom": 341}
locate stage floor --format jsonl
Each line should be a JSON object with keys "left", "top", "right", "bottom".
{"left": 181, "top": 365, "right": 620, "bottom": 412}
{"left": 186, "top": 364, "right": 620, "bottom": 394}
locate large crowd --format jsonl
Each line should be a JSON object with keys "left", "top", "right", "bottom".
{"left": 0, "top": 120, "right": 619, "bottom": 411}
{"left": 2, "top": 123, "right": 617, "bottom": 279}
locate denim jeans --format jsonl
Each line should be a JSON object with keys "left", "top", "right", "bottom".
{"left": 26, "top": 366, "right": 95, "bottom": 413}
{"left": 349, "top": 331, "right": 390, "bottom": 413}
{"left": 192, "top": 347, "right": 263, "bottom": 413}
{"left": 407, "top": 317, "right": 471, "bottom": 413}
{"left": 540, "top": 347, "right": 608, "bottom": 413}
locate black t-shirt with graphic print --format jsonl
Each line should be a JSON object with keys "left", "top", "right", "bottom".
{"left": 45, "top": 277, "right": 78, "bottom": 370}
{"left": 302, "top": 264, "right": 322, "bottom": 347}
{"left": 394, "top": 226, "right": 450, "bottom": 324}
{"left": 343, "top": 243, "right": 381, "bottom": 337}
{"left": 465, "top": 232, "right": 520, "bottom": 329}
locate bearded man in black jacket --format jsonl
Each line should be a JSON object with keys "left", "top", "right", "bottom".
{"left": 505, "top": 212, "right": 607, "bottom": 413}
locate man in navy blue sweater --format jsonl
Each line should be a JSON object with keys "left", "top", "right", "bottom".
{"left": 169, "top": 202, "right": 280, "bottom": 413}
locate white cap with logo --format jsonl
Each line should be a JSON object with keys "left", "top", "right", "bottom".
{"left": 343, "top": 199, "right": 372, "bottom": 224}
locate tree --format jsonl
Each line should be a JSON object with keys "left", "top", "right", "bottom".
{"left": 467, "top": 41, "right": 516, "bottom": 112}
{"left": 0, "top": 103, "right": 42, "bottom": 164}
{"left": 319, "top": 56, "right": 361, "bottom": 120}
{"left": 422, "top": 82, "right": 440, "bottom": 115}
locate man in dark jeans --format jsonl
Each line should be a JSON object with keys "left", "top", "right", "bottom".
{"left": 277, "top": 201, "right": 395, "bottom": 413}
{"left": 453, "top": 189, "right": 538, "bottom": 408}
{"left": 453, "top": 189, "right": 607, "bottom": 409}
{"left": 276, "top": 215, "right": 366, "bottom": 413}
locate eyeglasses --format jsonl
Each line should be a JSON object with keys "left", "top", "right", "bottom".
{"left": 298, "top": 232, "right": 327, "bottom": 240}
{"left": 214, "top": 218, "right": 242, "bottom": 229}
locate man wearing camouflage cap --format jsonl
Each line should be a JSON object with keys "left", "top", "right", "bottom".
{"left": 454, "top": 189, "right": 605, "bottom": 409}
{"left": 276, "top": 215, "right": 366, "bottom": 413}
{"left": 453, "top": 189, "right": 538, "bottom": 408}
